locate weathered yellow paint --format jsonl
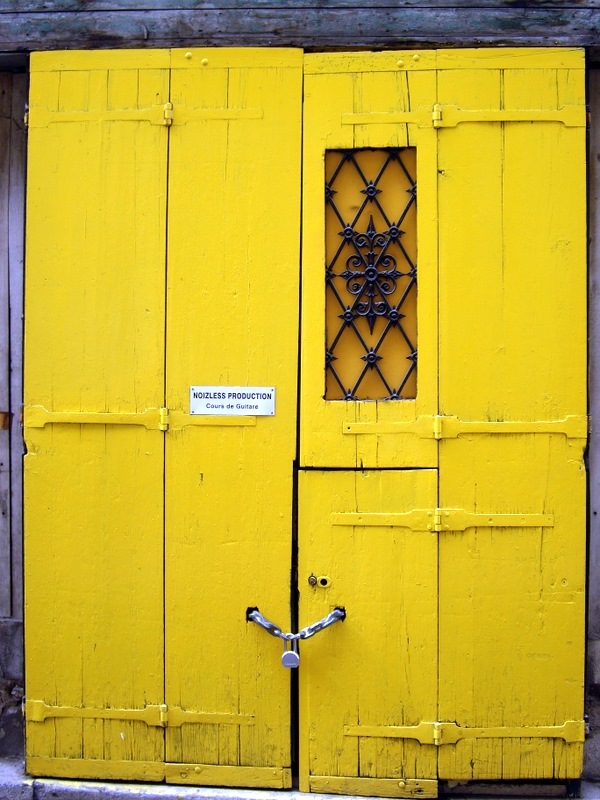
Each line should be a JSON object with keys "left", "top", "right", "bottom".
{"left": 164, "top": 49, "right": 302, "bottom": 776}
{"left": 301, "top": 52, "right": 438, "bottom": 469}
{"left": 165, "top": 763, "right": 292, "bottom": 788}
{"left": 25, "top": 50, "right": 169, "bottom": 780}
{"left": 24, "top": 45, "right": 586, "bottom": 793}
{"left": 309, "top": 777, "right": 438, "bottom": 798}
{"left": 298, "top": 469, "right": 438, "bottom": 793}
{"left": 299, "top": 47, "right": 586, "bottom": 793}
{"left": 436, "top": 53, "right": 586, "bottom": 780}
{"left": 26, "top": 758, "right": 167, "bottom": 781}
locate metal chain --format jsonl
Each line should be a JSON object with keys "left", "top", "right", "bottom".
{"left": 247, "top": 607, "right": 346, "bottom": 641}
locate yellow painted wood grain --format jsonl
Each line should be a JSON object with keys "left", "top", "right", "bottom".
{"left": 25, "top": 52, "right": 170, "bottom": 779}
{"left": 436, "top": 50, "right": 586, "bottom": 780}
{"left": 301, "top": 52, "right": 438, "bottom": 469}
{"left": 24, "top": 45, "right": 587, "bottom": 791}
{"left": 164, "top": 50, "right": 302, "bottom": 775}
{"left": 298, "top": 470, "right": 438, "bottom": 791}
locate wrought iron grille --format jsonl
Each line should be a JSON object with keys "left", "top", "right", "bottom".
{"left": 325, "top": 148, "right": 417, "bottom": 400}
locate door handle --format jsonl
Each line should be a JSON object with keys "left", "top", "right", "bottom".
{"left": 246, "top": 607, "right": 346, "bottom": 668}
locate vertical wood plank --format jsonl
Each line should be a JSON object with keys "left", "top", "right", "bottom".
{"left": 437, "top": 51, "right": 586, "bottom": 780}
{"left": 0, "top": 73, "right": 12, "bottom": 617}
{"left": 9, "top": 73, "right": 26, "bottom": 622}
{"left": 25, "top": 51, "right": 169, "bottom": 779}
{"left": 165, "top": 48, "right": 302, "bottom": 784}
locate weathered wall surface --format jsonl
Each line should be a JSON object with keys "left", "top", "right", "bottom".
{"left": 0, "top": 2, "right": 598, "bottom": 53}
{"left": 0, "top": 70, "right": 25, "bottom": 758}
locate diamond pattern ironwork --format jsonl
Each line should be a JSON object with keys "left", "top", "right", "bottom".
{"left": 325, "top": 148, "right": 417, "bottom": 400}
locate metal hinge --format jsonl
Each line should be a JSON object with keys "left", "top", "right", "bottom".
{"left": 25, "top": 699, "right": 253, "bottom": 728}
{"left": 159, "top": 407, "right": 170, "bottom": 431}
{"left": 332, "top": 508, "right": 554, "bottom": 532}
{"left": 345, "top": 719, "right": 585, "bottom": 745}
{"left": 431, "top": 104, "right": 585, "bottom": 129}
{"left": 344, "top": 414, "right": 588, "bottom": 440}
{"left": 163, "top": 102, "right": 174, "bottom": 126}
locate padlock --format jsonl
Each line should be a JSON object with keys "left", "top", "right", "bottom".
{"left": 281, "top": 637, "right": 300, "bottom": 668}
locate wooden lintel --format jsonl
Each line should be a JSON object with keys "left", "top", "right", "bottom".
{"left": 0, "top": 8, "right": 599, "bottom": 51}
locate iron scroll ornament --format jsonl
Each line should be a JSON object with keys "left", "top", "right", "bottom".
{"left": 325, "top": 148, "right": 417, "bottom": 401}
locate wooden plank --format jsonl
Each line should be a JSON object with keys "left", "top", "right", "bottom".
{"left": 0, "top": 73, "right": 11, "bottom": 618}
{"left": 0, "top": 9, "right": 599, "bottom": 50}
{"left": 9, "top": 74, "right": 25, "bottom": 622}
{"left": 437, "top": 56, "right": 586, "bottom": 781}
{"left": 1, "top": 1, "right": 600, "bottom": 9}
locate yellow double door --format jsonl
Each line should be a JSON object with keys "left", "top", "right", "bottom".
{"left": 24, "top": 48, "right": 587, "bottom": 795}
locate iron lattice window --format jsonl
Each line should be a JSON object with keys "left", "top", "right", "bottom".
{"left": 325, "top": 148, "right": 417, "bottom": 400}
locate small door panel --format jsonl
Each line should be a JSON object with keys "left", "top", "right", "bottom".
{"left": 164, "top": 49, "right": 302, "bottom": 784}
{"left": 298, "top": 469, "right": 438, "bottom": 795}
{"left": 301, "top": 53, "right": 439, "bottom": 469}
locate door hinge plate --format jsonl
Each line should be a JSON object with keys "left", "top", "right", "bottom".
{"left": 345, "top": 719, "right": 585, "bottom": 745}
{"left": 28, "top": 105, "right": 171, "bottom": 127}
{"left": 433, "top": 104, "right": 585, "bottom": 129}
{"left": 343, "top": 414, "right": 588, "bottom": 440}
{"left": 342, "top": 104, "right": 585, "bottom": 130}
{"left": 332, "top": 508, "right": 553, "bottom": 532}
{"left": 24, "top": 405, "right": 170, "bottom": 431}
{"left": 25, "top": 699, "right": 253, "bottom": 728}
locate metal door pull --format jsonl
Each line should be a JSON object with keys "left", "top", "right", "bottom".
{"left": 246, "top": 607, "right": 346, "bottom": 668}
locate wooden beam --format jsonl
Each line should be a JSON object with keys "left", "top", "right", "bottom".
{"left": 0, "top": 8, "right": 599, "bottom": 51}
{"left": 1, "top": 0, "right": 599, "bottom": 8}
{"left": 0, "top": 73, "right": 11, "bottom": 618}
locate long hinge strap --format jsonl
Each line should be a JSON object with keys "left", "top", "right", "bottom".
{"left": 345, "top": 719, "right": 585, "bottom": 745}
{"left": 28, "top": 106, "right": 171, "bottom": 128}
{"left": 331, "top": 509, "right": 554, "bottom": 533}
{"left": 433, "top": 104, "right": 585, "bottom": 129}
{"left": 28, "top": 103, "right": 263, "bottom": 128}
{"left": 25, "top": 700, "right": 253, "bottom": 728}
{"left": 23, "top": 406, "right": 258, "bottom": 432}
{"left": 343, "top": 415, "right": 588, "bottom": 440}
{"left": 342, "top": 105, "right": 585, "bottom": 129}
{"left": 24, "top": 405, "right": 170, "bottom": 431}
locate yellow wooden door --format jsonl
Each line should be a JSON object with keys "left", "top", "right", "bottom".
{"left": 163, "top": 48, "right": 302, "bottom": 787}
{"left": 24, "top": 47, "right": 302, "bottom": 785}
{"left": 436, "top": 49, "right": 587, "bottom": 781}
{"left": 298, "top": 48, "right": 587, "bottom": 797}
{"left": 24, "top": 50, "right": 170, "bottom": 780}
{"left": 24, "top": 46, "right": 587, "bottom": 794}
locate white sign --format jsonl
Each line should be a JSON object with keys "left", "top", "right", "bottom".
{"left": 190, "top": 386, "right": 276, "bottom": 416}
